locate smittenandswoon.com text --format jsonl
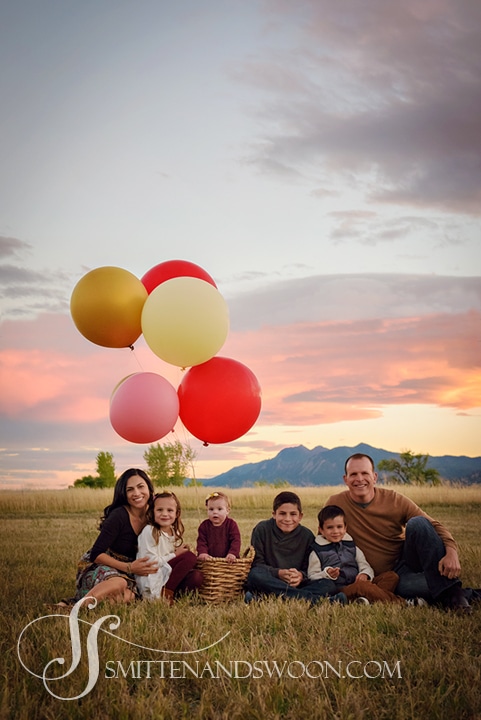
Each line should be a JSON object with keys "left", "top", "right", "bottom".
{"left": 105, "top": 659, "right": 402, "bottom": 680}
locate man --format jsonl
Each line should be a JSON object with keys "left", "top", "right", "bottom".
{"left": 325, "top": 453, "right": 471, "bottom": 612}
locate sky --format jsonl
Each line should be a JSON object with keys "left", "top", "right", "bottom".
{"left": 1, "top": 0, "right": 480, "bottom": 490}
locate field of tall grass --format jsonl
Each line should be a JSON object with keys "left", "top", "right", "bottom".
{"left": 2, "top": 484, "right": 481, "bottom": 720}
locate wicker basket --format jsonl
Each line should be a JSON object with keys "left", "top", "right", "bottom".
{"left": 195, "top": 546, "right": 255, "bottom": 603}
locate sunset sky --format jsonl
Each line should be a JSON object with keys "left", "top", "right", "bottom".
{"left": 1, "top": 0, "right": 480, "bottom": 489}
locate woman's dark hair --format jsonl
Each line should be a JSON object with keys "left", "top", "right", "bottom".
{"left": 99, "top": 468, "right": 154, "bottom": 528}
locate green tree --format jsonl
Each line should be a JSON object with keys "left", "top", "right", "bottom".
{"left": 144, "top": 441, "right": 196, "bottom": 486}
{"left": 378, "top": 450, "right": 441, "bottom": 486}
{"left": 73, "top": 451, "right": 116, "bottom": 488}
{"left": 96, "top": 451, "right": 116, "bottom": 487}
{"left": 73, "top": 474, "right": 102, "bottom": 488}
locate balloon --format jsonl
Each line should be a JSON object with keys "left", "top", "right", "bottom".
{"left": 110, "top": 372, "right": 179, "bottom": 444}
{"left": 142, "top": 259, "right": 217, "bottom": 294}
{"left": 110, "top": 373, "right": 136, "bottom": 398}
{"left": 178, "top": 357, "right": 262, "bottom": 444}
{"left": 141, "top": 277, "right": 229, "bottom": 367}
{"left": 70, "top": 266, "right": 147, "bottom": 348}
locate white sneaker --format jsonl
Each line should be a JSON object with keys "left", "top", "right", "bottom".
{"left": 405, "top": 597, "right": 428, "bottom": 607}
{"left": 354, "top": 596, "right": 370, "bottom": 605}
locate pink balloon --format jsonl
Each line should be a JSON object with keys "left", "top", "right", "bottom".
{"left": 110, "top": 372, "right": 179, "bottom": 443}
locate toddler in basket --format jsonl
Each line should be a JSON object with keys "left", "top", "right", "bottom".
{"left": 196, "top": 492, "right": 241, "bottom": 563}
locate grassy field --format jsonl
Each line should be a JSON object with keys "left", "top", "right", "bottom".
{"left": 1, "top": 484, "right": 481, "bottom": 720}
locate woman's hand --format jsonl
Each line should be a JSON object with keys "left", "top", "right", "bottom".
{"left": 131, "top": 556, "right": 159, "bottom": 576}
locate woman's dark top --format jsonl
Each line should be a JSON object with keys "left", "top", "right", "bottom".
{"left": 89, "top": 506, "right": 138, "bottom": 562}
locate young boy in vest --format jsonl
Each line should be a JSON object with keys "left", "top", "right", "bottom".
{"left": 308, "top": 505, "right": 408, "bottom": 605}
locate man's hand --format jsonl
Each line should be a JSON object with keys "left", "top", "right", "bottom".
{"left": 438, "top": 547, "right": 461, "bottom": 579}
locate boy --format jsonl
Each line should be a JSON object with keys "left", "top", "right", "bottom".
{"left": 246, "top": 491, "right": 344, "bottom": 603}
{"left": 196, "top": 491, "right": 241, "bottom": 563}
{"left": 308, "top": 505, "right": 406, "bottom": 605}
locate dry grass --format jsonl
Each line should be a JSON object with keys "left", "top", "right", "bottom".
{"left": 2, "top": 481, "right": 481, "bottom": 514}
{"left": 1, "top": 485, "right": 481, "bottom": 720}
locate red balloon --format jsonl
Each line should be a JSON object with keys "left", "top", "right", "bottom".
{"left": 178, "top": 357, "right": 261, "bottom": 444}
{"left": 141, "top": 260, "right": 217, "bottom": 294}
{"left": 110, "top": 372, "right": 179, "bottom": 444}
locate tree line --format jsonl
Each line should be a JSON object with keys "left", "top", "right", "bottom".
{"left": 74, "top": 447, "right": 440, "bottom": 488}
{"left": 73, "top": 442, "right": 197, "bottom": 488}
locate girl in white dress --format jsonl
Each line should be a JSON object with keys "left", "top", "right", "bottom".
{"left": 136, "top": 492, "right": 203, "bottom": 603}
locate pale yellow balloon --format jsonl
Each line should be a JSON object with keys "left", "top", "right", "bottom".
{"left": 70, "top": 266, "right": 147, "bottom": 348}
{"left": 141, "top": 276, "right": 229, "bottom": 367}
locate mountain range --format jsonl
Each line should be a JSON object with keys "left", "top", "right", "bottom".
{"left": 204, "top": 443, "right": 481, "bottom": 487}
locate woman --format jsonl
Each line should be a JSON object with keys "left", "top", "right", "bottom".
{"left": 59, "top": 468, "right": 159, "bottom": 606}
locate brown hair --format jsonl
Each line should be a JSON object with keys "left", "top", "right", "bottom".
{"left": 273, "top": 491, "right": 302, "bottom": 513}
{"left": 149, "top": 492, "right": 184, "bottom": 547}
{"left": 344, "top": 453, "right": 375, "bottom": 474}
{"left": 318, "top": 505, "right": 346, "bottom": 529}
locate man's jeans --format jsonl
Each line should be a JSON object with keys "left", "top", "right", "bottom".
{"left": 394, "top": 516, "right": 460, "bottom": 601}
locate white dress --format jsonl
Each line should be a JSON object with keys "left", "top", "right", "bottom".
{"left": 135, "top": 526, "right": 175, "bottom": 600}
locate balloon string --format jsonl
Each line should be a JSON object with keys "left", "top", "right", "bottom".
{"left": 128, "top": 345, "right": 145, "bottom": 372}
{"left": 171, "top": 423, "right": 205, "bottom": 524}
{"left": 189, "top": 447, "right": 202, "bottom": 525}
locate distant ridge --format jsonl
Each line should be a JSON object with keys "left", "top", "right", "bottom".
{"left": 203, "top": 443, "right": 481, "bottom": 487}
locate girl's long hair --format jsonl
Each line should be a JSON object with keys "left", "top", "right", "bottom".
{"left": 149, "top": 492, "right": 184, "bottom": 547}
{"left": 99, "top": 468, "right": 154, "bottom": 529}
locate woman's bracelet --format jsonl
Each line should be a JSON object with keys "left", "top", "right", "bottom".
{"left": 126, "top": 562, "right": 132, "bottom": 574}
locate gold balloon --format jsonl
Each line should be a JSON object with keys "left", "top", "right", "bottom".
{"left": 70, "top": 266, "right": 147, "bottom": 348}
{"left": 141, "top": 276, "right": 229, "bottom": 367}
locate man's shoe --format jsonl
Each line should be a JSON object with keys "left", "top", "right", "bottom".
{"left": 464, "top": 587, "right": 481, "bottom": 604}
{"left": 354, "top": 596, "right": 370, "bottom": 605}
{"left": 441, "top": 586, "right": 472, "bottom": 614}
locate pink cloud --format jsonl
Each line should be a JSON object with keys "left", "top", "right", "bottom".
{"left": 0, "top": 313, "right": 179, "bottom": 424}
{"left": 1, "top": 309, "right": 479, "bottom": 434}
{"left": 224, "top": 310, "right": 481, "bottom": 425}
